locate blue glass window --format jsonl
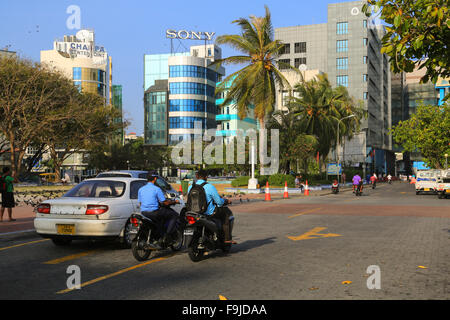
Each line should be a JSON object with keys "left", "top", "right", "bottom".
{"left": 169, "top": 82, "right": 216, "bottom": 97}
{"left": 336, "top": 75, "right": 348, "bottom": 87}
{"left": 73, "top": 67, "right": 82, "bottom": 80}
{"left": 337, "top": 40, "right": 348, "bottom": 52}
{"left": 337, "top": 22, "right": 348, "bottom": 35}
{"left": 169, "top": 65, "right": 218, "bottom": 82}
{"left": 169, "top": 117, "right": 207, "bottom": 129}
{"left": 169, "top": 99, "right": 216, "bottom": 113}
{"left": 337, "top": 57, "right": 348, "bottom": 70}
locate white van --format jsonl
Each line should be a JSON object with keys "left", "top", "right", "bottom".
{"left": 415, "top": 170, "right": 439, "bottom": 195}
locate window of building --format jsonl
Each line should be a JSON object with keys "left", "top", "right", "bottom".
{"left": 294, "top": 57, "right": 307, "bottom": 68}
{"left": 336, "top": 75, "right": 349, "bottom": 87}
{"left": 294, "top": 42, "right": 306, "bottom": 53}
{"left": 337, "top": 40, "right": 348, "bottom": 52}
{"left": 363, "top": 56, "right": 368, "bottom": 64}
{"left": 280, "top": 43, "right": 290, "bottom": 54}
{"left": 363, "top": 38, "right": 368, "bottom": 46}
{"left": 337, "top": 22, "right": 348, "bottom": 35}
{"left": 363, "top": 20, "right": 367, "bottom": 28}
{"left": 278, "top": 59, "right": 291, "bottom": 70}
{"left": 363, "top": 74, "right": 368, "bottom": 82}
{"left": 363, "top": 92, "right": 368, "bottom": 100}
{"left": 337, "top": 57, "right": 348, "bottom": 70}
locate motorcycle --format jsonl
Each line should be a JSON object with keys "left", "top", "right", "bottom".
{"left": 129, "top": 204, "right": 185, "bottom": 261}
{"left": 184, "top": 201, "right": 234, "bottom": 262}
{"left": 331, "top": 180, "right": 339, "bottom": 194}
{"left": 355, "top": 181, "right": 363, "bottom": 196}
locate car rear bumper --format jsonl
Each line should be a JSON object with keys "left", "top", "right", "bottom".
{"left": 34, "top": 217, "right": 127, "bottom": 237}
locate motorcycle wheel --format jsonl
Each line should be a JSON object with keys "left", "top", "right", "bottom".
{"left": 188, "top": 235, "right": 204, "bottom": 262}
{"left": 170, "top": 228, "right": 184, "bottom": 252}
{"left": 131, "top": 236, "right": 152, "bottom": 261}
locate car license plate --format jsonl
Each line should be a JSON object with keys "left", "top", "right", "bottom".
{"left": 184, "top": 229, "right": 194, "bottom": 236}
{"left": 57, "top": 224, "right": 75, "bottom": 235}
{"left": 424, "top": 188, "right": 430, "bottom": 191}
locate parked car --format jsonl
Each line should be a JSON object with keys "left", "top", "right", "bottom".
{"left": 436, "top": 169, "right": 450, "bottom": 199}
{"left": 415, "top": 170, "right": 440, "bottom": 195}
{"left": 96, "top": 170, "right": 178, "bottom": 197}
{"left": 34, "top": 177, "right": 185, "bottom": 247}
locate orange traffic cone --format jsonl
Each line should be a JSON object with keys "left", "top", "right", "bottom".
{"left": 304, "top": 180, "right": 310, "bottom": 196}
{"left": 283, "top": 181, "right": 289, "bottom": 199}
{"left": 265, "top": 181, "right": 272, "bottom": 201}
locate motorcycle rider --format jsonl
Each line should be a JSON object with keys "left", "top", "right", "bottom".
{"left": 387, "top": 173, "right": 392, "bottom": 184}
{"left": 188, "top": 170, "right": 236, "bottom": 244}
{"left": 352, "top": 174, "right": 362, "bottom": 193}
{"left": 370, "top": 173, "right": 377, "bottom": 188}
{"left": 138, "top": 172, "right": 180, "bottom": 246}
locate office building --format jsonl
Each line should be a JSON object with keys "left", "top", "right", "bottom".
{"left": 275, "top": 0, "right": 392, "bottom": 174}
{"left": 41, "top": 29, "right": 111, "bottom": 100}
{"left": 215, "top": 78, "right": 258, "bottom": 144}
{"left": 144, "top": 44, "right": 225, "bottom": 145}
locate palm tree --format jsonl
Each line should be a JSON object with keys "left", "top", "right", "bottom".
{"left": 266, "top": 104, "right": 317, "bottom": 173}
{"left": 288, "top": 73, "right": 365, "bottom": 167}
{"left": 211, "top": 6, "right": 299, "bottom": 127}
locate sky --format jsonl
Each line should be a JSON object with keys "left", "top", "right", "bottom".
{"left": 0, "top": 0, "right": 351, "bottom": 135}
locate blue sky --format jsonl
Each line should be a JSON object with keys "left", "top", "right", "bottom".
{"left": 0, "top": 0, "right": 350, "bottom": 135}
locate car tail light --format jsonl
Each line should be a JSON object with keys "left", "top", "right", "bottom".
{"left": 130, "top": 217, "right": 139, "bottom": 227}
{"left": 85, "top": 205, "right": 109, "bottom": 215}
{"left": 186, "top": 216, "right": 196, "bottom": 225}
{"left": 37, "top": 204, "right": 51, "bottom": 214}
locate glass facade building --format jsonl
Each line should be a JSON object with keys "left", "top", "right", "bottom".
{"left": 144, "top": 44, "right": 225, "bottom": 146}
{"left": 144, "top": 80, "right": 168, "bottom": 146}
{"left": 73, "top": 67, "right": 107, "bottom": 96}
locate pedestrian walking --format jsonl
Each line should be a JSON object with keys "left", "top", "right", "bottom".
{"left": 0, "top": 167, "right": 18, "bottom": 222}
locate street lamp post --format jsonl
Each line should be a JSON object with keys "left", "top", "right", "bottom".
{"left": 336, "top": 115, "right": 356, "bottom": 184}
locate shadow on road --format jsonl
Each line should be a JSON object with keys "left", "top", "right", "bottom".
{"left": 231, "top": 237, "right": 277, "bottom": 254}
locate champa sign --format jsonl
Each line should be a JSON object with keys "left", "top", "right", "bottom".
{"left": 166, "top": 29, "right": 215, "bottom": 41}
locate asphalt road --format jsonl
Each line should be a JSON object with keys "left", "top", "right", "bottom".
{"left": 0, "top": 181, "right": 449, "bottom": 300}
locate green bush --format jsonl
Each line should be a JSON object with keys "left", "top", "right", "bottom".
{"left": 268, "top": 174, "right": 295, "bottom": 188}
{"left": 231, "top": 176, "right": 250, "bottom": 187}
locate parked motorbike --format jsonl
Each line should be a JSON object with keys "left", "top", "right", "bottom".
{"left": 355, "top": 181, "right": 363, "bottom": 196}
{"left": 184, "top": 201, "right": 234, "bottom": 262}
{"left": 129, "top": 206, "right": 185, "bottom": 261}
{"left": 331, "top": 180, "right": 339, "bottom": 194}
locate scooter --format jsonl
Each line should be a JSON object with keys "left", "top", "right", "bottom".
{"left": 184, "top": 200, "right": 234, "bottom": 262}
{"left": 331, "top": 180, "right": 339, "bottom": 194}
{"left": 355, "top": 181, "right": 363, "bottom": 196}
{"left": 129, "top": 203, "right": 185, "bottom": 261}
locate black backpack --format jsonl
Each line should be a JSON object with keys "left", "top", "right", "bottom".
{"left": 186, "top": 181, "right": 209, "bottom": 214}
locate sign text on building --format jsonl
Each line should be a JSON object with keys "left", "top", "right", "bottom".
{"left": 166, "top": 29, "right": 215, "bottom": 41}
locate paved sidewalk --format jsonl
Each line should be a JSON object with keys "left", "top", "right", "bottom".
{"left": 0, "top": 205, "right": 36, "bottom": 235}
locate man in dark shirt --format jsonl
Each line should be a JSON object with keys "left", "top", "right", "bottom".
{"left": 1, "top": 167, "right": 18, "bottom": 222}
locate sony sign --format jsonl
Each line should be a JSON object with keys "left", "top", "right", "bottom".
{"left": 166, "top": 29, "right": 215, "bottom": 41}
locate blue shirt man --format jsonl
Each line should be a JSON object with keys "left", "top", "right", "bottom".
{"left": 138, "top": 181, "right": 166, "bottom": 212}
{"left": 188, "top": 179, "right": 224, "bottom": 216}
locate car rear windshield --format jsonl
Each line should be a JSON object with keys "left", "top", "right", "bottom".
{"left": 64, "top": 180, "right": 126, "bottom": 198}
{"left": 96, "top": 173, "right": 132, "bottom": 178}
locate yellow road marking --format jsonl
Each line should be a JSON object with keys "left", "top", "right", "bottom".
{"left": 56, "top": 254, "right": 175, "bottom": 294}
{"left": 288, "top": 207, "right": 322, "bottom": 219}
{"left": 0, "top": 239, "right": 49, "bottom": 252}
{"left": 44, "top": 250, "right": 99, "bottom": 265}
{"left": 288, "top": 227, "right": 341, "bottom": 241}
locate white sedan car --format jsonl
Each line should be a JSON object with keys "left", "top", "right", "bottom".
{"left": 34, "top": 177, "right": 185, "bottom": 247}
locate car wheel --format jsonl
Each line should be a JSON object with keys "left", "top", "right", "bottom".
{"left": 416, "top": 191, "right": 420, "bottom": 195}
{"left": 120, "top": 221, "right": 133, "bottom": 249}
{"left": 52, "top": 237, "right": 72, "bottom": 246}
